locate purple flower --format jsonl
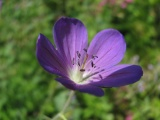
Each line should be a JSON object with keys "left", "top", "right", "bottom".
{"left": 36, "top": 17, "right": 143, "bottom": 97}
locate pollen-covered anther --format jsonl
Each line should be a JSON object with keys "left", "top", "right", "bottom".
{"left": 92, "top": 55, "right": 98, "bottom": 60}
{"left": 80, "top": 69, "right": 85, "bottom": 72}
{"left": 99, "top": 74, "right": 103, "bottom": 79}
{"left": 72, "top": 58, "right": 75, "bottom": 65}
{"left": 76, "top": 51, "right": 81, "bottom": 58}
{"left": 91, "top": 61, "right": 95, "bottom": 67}
{"left": 83, "top": 48, "right": 87, "bottom": 52}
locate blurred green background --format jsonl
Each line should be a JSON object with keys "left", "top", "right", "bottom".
{"left": 0, "top": 0, "right": 160, "bottom": 120}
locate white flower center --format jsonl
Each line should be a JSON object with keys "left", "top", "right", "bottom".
{"left": 69, "top": 66, "right": 83, "bottom": 83}
{"left": 68, "top": 49, "right": 104, "bottom": 84}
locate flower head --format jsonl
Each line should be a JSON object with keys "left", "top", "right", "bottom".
{"left": 36, "top": 17, "right": 143, "bottom": 97}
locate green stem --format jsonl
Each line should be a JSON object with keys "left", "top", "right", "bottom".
{"left": 59, "top": 113, "right": 67, "bottom": 120}
{"left": 61, "top": 91, "right": 75, "bottom": 113}
{"left": 52, "top": 91, "right": 75, "bottom": 120}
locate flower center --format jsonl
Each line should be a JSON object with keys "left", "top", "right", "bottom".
{"left": 69, "top": 49, "right": 104, "bottom": 84}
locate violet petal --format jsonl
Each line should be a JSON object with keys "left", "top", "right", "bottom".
{"left": 90, "top": 65, "right": 143, "bottom": 87}
{"left": 56, "top": 77, "right": 76, "bottom": 90}
{"left": 53, "top": 17, "right": 88, "bottom": 66}
{"left": 86, "top": 29, "right": 126, "bottom": 69}
{"left": 76, "top": 84, "right": 104, "bottom": 97}
{"left": 36, "top": 34, "right": 67, "bottom": 77}
{"left": 56, "top": 77, "right": 104, "bottom": 97}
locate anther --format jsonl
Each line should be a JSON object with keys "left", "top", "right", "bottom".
{"left": 99, "top": 74, "right": 103, "bottom": 79}
{"left": 83, "top": 48, "right": 87, "bottom": 52}
{"left": 78, "top": 60, "right": 81, "bottom": 66}
{"left": 72, "top": 58, "right": 75, "bottom": 65}
{"left": 80, "top": 69, "right": 85, "bottom": 72}
{"left": 76, "top": 51, "right": 81, "bottom": 58}
{"left": 91, "top": 61, "right": 95, "bottom": 67}
{"left": 92, "top": 55, "right": 98, "bottom": 59}
{"left": 100, "top": 69, "right": 105, "bottom": 72}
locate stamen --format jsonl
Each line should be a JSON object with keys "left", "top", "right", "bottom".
{"left": 91, "top": 61, "right": 95, "bottom": 67}
{"left": 72, "top": 58, "right": 75, "bottom": 65}
{"left": 83, "top": 68, "right": 105, "bottom": 81}
{"left": 76, "top": 51, "right": 81, "bottom": 58}
{"left": 101, "top": 69, "right": 105, "bottom": 72}
{"left": 92, "top": 55, "right": 98, "bottom": 59}
{"left": 83, "top": 48, "right": 87, "bottom": 52}
{"left": 80, "top": 69, "right": 85, "bottom": 72}
{"left": 99, "top": 74, "right": 103, "bottom": 79}
{"left": 78, "top": 60, "right": 81, "bottom": 66}
{"left": 82, "top": 71, "right": 100, "bottom": 80}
